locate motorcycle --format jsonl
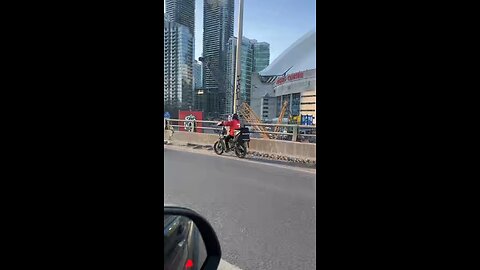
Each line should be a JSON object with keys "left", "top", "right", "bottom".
{"left": 213, "top": 121, "right": 250, "bottom": 158}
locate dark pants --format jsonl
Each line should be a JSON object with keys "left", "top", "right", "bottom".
{"left": 225, "top": 135, "right": 234, "bottom": 149}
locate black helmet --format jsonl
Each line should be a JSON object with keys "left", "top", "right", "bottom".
{"left": 232, "top": 113, "right": 239, "bottom": 120}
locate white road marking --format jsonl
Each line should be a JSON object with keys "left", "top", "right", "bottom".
{"left": 218, "top": 259, "right": 243, "bottom": 270}
{"left": 164, "top": 144, "right": 316, "bottom": 175}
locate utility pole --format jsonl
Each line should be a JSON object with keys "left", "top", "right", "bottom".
{"left": 233, "top": 0, "right": 244, "bottom": 114}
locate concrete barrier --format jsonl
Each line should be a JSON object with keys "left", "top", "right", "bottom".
{"left": 164, "top": 131, "right": 316, "bottom": 161}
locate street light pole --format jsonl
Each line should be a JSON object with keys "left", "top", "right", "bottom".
{"left": 233, "top": 0, "right": 244, "bottom": 114}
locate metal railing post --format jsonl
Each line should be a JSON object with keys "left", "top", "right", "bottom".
{"left": 292, "top": 125, "right": 298, "bottom": 142}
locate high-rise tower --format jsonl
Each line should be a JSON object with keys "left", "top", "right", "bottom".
{"left": 164, "top": 16, "right": 194, "bottom": 111}
{"left": 202, "top": 0, "right": 234, "bottom": 117}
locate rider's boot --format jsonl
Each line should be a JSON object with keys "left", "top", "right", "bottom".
{"left": 225, "top": 141, "right": 231, "bottom": 152}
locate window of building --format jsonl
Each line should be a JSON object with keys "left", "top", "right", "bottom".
{"left": 276, "top": 96, "right": 282, "bottom": 117}
{"left": 283, "top": 94, "right": 290, "bottom": 106}
{"left": 292, "top": 93, "right": 300, "bottom": 116}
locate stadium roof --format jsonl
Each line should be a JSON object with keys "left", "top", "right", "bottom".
{"left": 259, "top": 29, "right": 316, "bottom": 77}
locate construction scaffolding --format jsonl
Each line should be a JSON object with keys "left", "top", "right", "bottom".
{"left": 238, "top": 102, "right": 271, "bottom": 139}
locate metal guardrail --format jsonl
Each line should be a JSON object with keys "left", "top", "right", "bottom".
{"left": 164, "top": 118, "right": 316, "bottom": 143}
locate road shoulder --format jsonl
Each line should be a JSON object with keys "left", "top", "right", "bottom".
{"left": 164, "top": 144, "right": 316, "bottom": 174}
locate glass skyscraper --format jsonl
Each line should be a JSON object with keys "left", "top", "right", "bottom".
{"left": 164, "top": 1, "right": 195, "bottom": 114}
{"left": 164, "top": 17, "right": 194, "bottom": 111}
{"left": 252, "top": 41, "right": 270, "bottom": 72}
{"left": 165, "top": 0, "right": 195, "bottom": 36}
{"left": 226, "top": 37, "right": 254, "bottom": 114}
{"left": 202, "top": 0, "right": 234, "bottom": 117}
{"left": 225, "top": 37, "right": 270, "bottom": 114}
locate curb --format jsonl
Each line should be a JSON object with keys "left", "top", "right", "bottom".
{"left": 166, "top": 141, "right": 316, "bottom": 166}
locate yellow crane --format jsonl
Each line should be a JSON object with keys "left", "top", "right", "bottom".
{"left": 273, "top": 101, "right": 289, "bottom": 138}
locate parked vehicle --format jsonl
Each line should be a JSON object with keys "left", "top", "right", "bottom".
{"left": 164, "top": 215, "right": 193, "bottom": 270}
{"left": 164, "top": 206, "right": 219, "bottom": 270}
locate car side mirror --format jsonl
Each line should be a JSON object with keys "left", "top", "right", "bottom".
{"left": 164, "top": 206, "right": 221, "bottom": 270}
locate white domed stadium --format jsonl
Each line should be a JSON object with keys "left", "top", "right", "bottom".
{"left": 251, "top": 29, "right": 316, "bottom": 124}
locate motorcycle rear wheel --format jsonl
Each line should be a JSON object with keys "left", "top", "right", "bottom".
{"left": 234, "top": 143, "right": 247, "bottom": 158}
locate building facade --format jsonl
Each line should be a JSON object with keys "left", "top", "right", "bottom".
{"left": 202, "top": 0, "right": 234, "bottom": 118}
{"left": 250, "top": 73, "right": 276, "bottom": 121}
{"left": 164, "top": 17, "right": 194, "bottom": 112}
{"left": 193, "top": 60, "right": 202, "bottom": 90}
{"left": 253, "top": 41, "right": 270, "bottom": 72}
{"left": 273, "top": 69, "right": 316, "bottom": 122}
{"left": 165, "top": 0, "right": 195, "bottom": 36}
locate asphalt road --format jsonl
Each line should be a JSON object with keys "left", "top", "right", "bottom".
{"left": 164, "top": 148, "right": 316, "bottom": 270}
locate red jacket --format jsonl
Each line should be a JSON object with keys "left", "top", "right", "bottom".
{"left": 223, "top": 119, "right": 241, "bottom": 136}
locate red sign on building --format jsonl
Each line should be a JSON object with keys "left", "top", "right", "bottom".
{"left": 178, "top": 111, "right": 203, "bottom": 132}
{"left": 275, "top": 71, "right": 305, "bottom": 85}
{"left": 276, "top": 77, "right": 287, "bottom": 85}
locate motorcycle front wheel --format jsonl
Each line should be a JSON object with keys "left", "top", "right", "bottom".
{"left": 213, "top": 141, "right": 224, "bottom": 155}
{"left": 234, "top": 143, "right": 247, "bottom": 158}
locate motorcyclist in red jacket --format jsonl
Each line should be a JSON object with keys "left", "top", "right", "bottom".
{"left": 221, "top": 113, "right": 241, "bottom": 151}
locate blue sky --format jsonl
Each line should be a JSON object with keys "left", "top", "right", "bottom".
{"left": 166, "top": 0, "right": 316, "bottom": 62}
